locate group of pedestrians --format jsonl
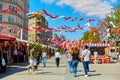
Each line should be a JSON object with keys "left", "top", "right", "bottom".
{"left": 27, "top": 46, "right": 62, "bottom": 74}
{"left": 27, "top": 46, "right": 46, "bottom": 74}
{"left": 66, "top": 45, "right": 91, "bottom": 77}
{"left": 27, "top": 45, "right": 93, "bottom": 77}
{"left": 0, "top": 45, "right": 26, "bottom": 73}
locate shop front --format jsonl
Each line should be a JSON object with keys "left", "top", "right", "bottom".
{"left": 85, "top": 43, "right": 110, "bottom": 64}
{"left": 0, "top": 34, "right": 16, "bottom": 73}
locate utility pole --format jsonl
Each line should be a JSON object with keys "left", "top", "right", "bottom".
{"left": 20, "top": 28, "right": 23, "bottom": 40}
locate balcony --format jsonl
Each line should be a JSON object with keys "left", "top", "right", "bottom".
{"left": 0, "top": 11, "right": 23, "bottom": 19}
{"left": 0, "top": 0, "right": 23, "bottom": 10}
{"left": 0, "top": 21, "right": 22, "bottom": 27}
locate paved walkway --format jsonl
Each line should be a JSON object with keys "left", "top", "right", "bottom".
{"left": 0, "top": 54, "right": 120, "bottom": 80}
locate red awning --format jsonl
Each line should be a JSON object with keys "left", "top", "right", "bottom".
{"left": 0, "top": 33, "right": 16, "bottom": 41}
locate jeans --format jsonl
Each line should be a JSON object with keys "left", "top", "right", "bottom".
{"left": 71, "top": 60, "right": 79, "bottom": 74}
{"left": 82, "top": 61, "right": 90, "bottom": 75}
{"left": 42, "top": 57, "right": 46, "bottom": 65}
{"left": 68, "top": 61, "right": 72, "bottom": 69}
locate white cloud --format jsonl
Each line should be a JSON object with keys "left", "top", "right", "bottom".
{"left": 40, "top": 0, "right": 56, "bottom": 4}
{"left": 40, "top": 0, "right": 113, "bottom": 18}
{"left": 56, "top": 0, "right": 112, "bottom": 18}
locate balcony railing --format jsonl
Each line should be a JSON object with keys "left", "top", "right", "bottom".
{"left": 0, "top": 0, "right": 23, "bottom": 10}
{"left": 0, "top": 11, "right": 23, "bottom": 19}
{"left": 0, "top": 21, "right": 22, "bottom": 27}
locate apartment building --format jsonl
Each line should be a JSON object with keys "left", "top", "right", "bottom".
{"left": 0, "top": 0, "right": 29, "bottom": 39}
{"left": 28, "top": 12, "right": 52, "bottom": 43}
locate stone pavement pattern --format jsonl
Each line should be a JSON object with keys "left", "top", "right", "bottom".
{"left": 0, "top": 54, "right": 120, "bottom": 80}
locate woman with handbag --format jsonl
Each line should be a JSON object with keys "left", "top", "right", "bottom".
{"left": 81, "top": 45, "right": 91, "bottom": 77}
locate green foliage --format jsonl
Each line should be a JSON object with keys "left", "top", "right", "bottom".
{"left": 104, "top": 5, "right": 120, "bottom": 43}
{"left": 46, "top": 45, "right": 49, "bottom": 54}
{"left": 105, "top": 5, "right": 120, "bottom": 27}
{"left": 81, "top": 32, "right": 89, "bottom": 40}
{"left": 81, "top": 29, "right": 101, "bottom": 43}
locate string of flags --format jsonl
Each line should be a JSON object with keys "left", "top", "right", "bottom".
{"left": 0, "top": 8, "right": 120, "bottom": 38}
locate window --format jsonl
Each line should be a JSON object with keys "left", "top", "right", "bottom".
{"left": 8, "top": 16, "right": 14, "bottom": 22}
{"left": 0, "top": 4, "right": 3, "bottom": 10}
{"left": 9, "top": 5, "right": 17, "bottom": 13}
{"left": 10, "top": 0, "right": 17, "bottom": 3}
{"left": 0, "top": 15, "right": 2, "bottom": 21}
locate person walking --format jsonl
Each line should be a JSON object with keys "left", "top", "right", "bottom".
{"left": 42, "top": 48, "right": 47, "bottom": 67}
{"left": 13, "top": 48, "right": 18, "bottom": 63}
{"left": 117, "top": 52, "right": 120, "bottom": 63}
{"left": 36, "top": 47, "right": 42, "bottom": 69}
{"left": 71, "top": 47, "right": 80, "bottom": 77}
{"left": 66, "top": 49, "right": 72, "bottom": 72}
{"left": 81, "top": 45, "right": 91, "bottom": 77}
{"left": 55, "top": 50, "right": 61, "bottom": 67}
{"left": 28, "top": 46, "right": 37, "bottom": 74}
{"left": 94, "top": 49, "right": 98, "bottom": 64}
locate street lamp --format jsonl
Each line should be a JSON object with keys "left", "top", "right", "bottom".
{"left": 27, "top": 43, "right": 29, "bottom": 61}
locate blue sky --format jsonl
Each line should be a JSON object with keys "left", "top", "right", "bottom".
{"left": 29, "top": 0, "right": 120, "bottom": 40}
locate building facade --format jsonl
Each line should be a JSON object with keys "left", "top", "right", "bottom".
{"left": 28, "top": 12, "right": 52, "bottom": 43}
{"left": 0, "top": 0, "right": 29, "bottom": 39}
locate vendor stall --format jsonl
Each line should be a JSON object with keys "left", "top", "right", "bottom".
{"left": 0, "top": 33, "right": 16, "bottom": 73}
{"left": 0, "top": 33, "right": 16, "bottom": 41}
{"left": 85, "top": 43, "right": 111, "bottom": 64}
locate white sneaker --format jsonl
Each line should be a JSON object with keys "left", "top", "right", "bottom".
{"left": 88, "top": 72, "right": 90, "bottom": 76}
{"left": 85, "top": 75, "right": 88, "bottom": 77}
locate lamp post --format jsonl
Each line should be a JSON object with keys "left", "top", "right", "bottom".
{"left": 27, "top": 43, "right": 29, "bottom": 61}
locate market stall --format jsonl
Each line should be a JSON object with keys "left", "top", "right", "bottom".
{"left": 0, "top": 33, "right": 16, "bottom": 73}
{"left": 85, "top": 43, "right": 111, "bottom": 64}
{"left": 0, "top": 33, "right": 16, "bottom": 41}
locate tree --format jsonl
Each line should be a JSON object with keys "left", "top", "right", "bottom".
{"left": 81, "top": 28, "right": 101, "bottom": 43}
{"left": 104, "top": 5, "right": 120, "bottom": 54}
{"left": 105, "top": 6, "right": 120, "bottom": 27}
{"left": 105, "top": 5, "right": 120, "bottom": 40}
{"left": 81, "top": 31, "right": 89, "bottom": 40}
{"left": 89, "top": 28, "right": 100, "bottom": 43}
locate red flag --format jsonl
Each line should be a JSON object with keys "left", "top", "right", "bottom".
{"left": 79, "top": 18, "right": 84, "bottom": 22}
{"left": 42, "top": 9, "right": 58, "bottom": 19}
{"left": 116, "top": 28, "right": 120, "bottom": 35}
{"left": 110, "top": 28, "right": 114, "bottom": 35}
{"left": 63, "top": 16, "right": 71, "bottom": 20}
{"left": 104, "top": 21, "right": 110, "bottom": 28}
{"left": 78, "top": 24, "right": 83, "bottom": 29}
{"left": 47, "top": 28, "right": 54, "bottom": 31}
{"left": 87, "top": 19, "right": 95, "bottom": 23}
{"left": 24, "top": 27, "right": 30, "bottom": 31}
{"left": 99, "top": 20, "right": 103, "bottom": 27}
{"left": 42, "top": 9, "right": 48, "bottom": 15}
{"left": 49, "top": 15, "right": 59, "bottom": 19}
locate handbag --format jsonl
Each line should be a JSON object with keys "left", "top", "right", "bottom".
{"left": 2, "top": 58, "right": 6, "bottom": 66}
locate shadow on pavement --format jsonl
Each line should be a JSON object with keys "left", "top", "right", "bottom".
{"left": 37, "top": 71, "right": 51, "bottom": 74}
{"left": 77, "top": 70, "right": 83, "bottom": 72}
{"left": 89, "top": 73, "right": 101, "bottom": 76}
{"left": 0, "top": 66, "right": 27, "bottom": 79}
{"left": 89, "top": 70, "right": 96, "bottom": 72}
{"left": 46, "top": 65, "right": 67, "bottom": 68}
{"left": 77, "top": 73, "right": 101, "bottom": 77}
